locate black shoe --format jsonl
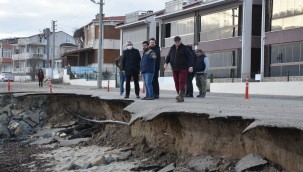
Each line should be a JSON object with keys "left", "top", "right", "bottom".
{"left": 141, "top": 97, "right": 147, "bottom": 100}
{"left": 196, "top": 94, "right": 201, "bottom": 97}
{"left": 124, "top": 95, "right": 129, "bottom": 99}
{"left": 145, "top": 97, "right": 154, "bottom": 100}
{"left": 154, "top": 95, "right": 159, "bottom": 99}
{"left": 136, "top": 95, "right": 140, "bottom": 99}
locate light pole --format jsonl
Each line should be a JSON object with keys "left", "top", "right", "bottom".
{"left": 91, "top": 0, "right": 103, "bottom": 88}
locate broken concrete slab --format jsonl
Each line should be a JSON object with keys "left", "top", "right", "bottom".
{"left": 158, "top": 163, "right": 175, "bottom": 172}
{"left": 234, "top": 153, "right": 268, "bottom": 172}
{"left": 188, "top": 155, "right": 221, "bottom": 172}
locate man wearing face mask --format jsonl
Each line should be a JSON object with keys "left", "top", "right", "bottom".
{"left": 122, "top": 40, "right": 141, "bottom": 99}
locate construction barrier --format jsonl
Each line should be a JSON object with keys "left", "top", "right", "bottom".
{"left": 245, "top": 76, "right": 249, "bottom": 99}
{"left": 48, "top": 78, "right": 53, "bottom": 93}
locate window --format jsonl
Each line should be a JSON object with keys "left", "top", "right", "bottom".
{"left": 271, "top": 0, "right": 303, "bottom": 31}
{"left": 269, "top": 41, "right": 303, "bottom": 76}
{"left": 164, "top": 17, "right": 194, "bottom": 46}
{"left": 207, "top": 50, "right": 238, "bottom": 78}
{"left": 201, "top": 7, "right": 239, "bottom": 41}
{"left": 123, "top": 28, "right": 147, "bottom": 49}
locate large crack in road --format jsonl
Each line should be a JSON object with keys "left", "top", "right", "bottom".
{"left": 0, "top": 93, "right": 302, "bottom": 171}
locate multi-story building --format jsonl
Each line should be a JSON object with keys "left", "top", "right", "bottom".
{"left": 61, "top": 15, "right": 125, "bottom": 74}
{"left": 264, "top": 0, "right": 303, "bottom": 78}
{"left": 0, "top": 38, "right": 17, "bottom": 73}
{"left": 156, "top": 0, "right": 263, "bottom": 81}
{"left": 116, "top": 10, "right": 164, "bottom": 51}
{"left": 116, "top": 0, "right": 303, "bottom": 81}
{"left": 11, "top": 31, "right": 76, "bottom": 80}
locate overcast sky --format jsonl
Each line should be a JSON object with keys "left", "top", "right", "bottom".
{"left": 0, "top": 0, "right": 164, "bottom": 39}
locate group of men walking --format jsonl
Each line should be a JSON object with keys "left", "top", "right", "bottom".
{"left": 115, "top": 36, "right": 209, "bottom": 102}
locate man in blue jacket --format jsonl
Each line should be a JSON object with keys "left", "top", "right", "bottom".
{"left": 141, "top": 41, "right": 157, "bottom": 100}
{"left": 122, "top": 40, "right": 141, "bottom": 99}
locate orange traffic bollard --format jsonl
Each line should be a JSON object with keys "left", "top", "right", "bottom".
{"left": 48, "top": 78, "right": 53, "bottom": 93}
{"left": 8, "top": 80, "right": 11, "bottom": 92}
{"left": 245, "top": 76, "right": 249, "bottom": 99}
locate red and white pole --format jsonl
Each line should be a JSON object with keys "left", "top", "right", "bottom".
{"left": 7, "top": 80, "right": 11, "bottom": 92}
{"left": 245, "top": 76, "right": 249, "bottom": 99}
{"left": 48, "top": 78, "right": 53, "bottom": 93}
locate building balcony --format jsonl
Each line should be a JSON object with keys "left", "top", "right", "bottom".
{"left": 12, "top": 67, "right": 36, "bottom": 74}
{"left": 0, "top": 58, "right": 13, "bottom": 64}
{"left": 12, "top": 53, "right": 47, "bottom": 61}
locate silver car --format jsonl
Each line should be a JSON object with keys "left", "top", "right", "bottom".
{"left": 0, "top": 73, "right": 14, "bottom": 82}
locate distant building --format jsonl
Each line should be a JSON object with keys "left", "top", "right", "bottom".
{"left": 11, "top": 31, "right": 76, "bottom": 80}
{"left": 0, "top": 38, "right": 17, "bottom": 73}
{"left": 61, "top": 15, "right": 125, "bottom": 74}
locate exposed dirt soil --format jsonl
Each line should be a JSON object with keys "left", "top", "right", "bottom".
{"left": 0, "top": 139, "right": 54, "bottom": 172}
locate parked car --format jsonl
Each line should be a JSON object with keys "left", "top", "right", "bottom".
{"left": 0, "top": 73, "right": 14, "bottom": 82}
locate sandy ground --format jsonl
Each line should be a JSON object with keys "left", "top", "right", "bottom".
{"left": 36, "top": 145, "right": 140, "bottom": 172}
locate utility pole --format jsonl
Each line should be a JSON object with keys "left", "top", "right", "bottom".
{"left": 43, "top": 28, "right": 50, "bottom": 68}
{"left": 52, "top": 20, "right": 57, "bottom": 74}
{"left": 90, "top": 0, "right": 104, "bottom": 89}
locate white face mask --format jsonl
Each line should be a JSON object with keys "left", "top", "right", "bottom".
{"left": 127, "top": 45, "right": 133, "bottom": 50}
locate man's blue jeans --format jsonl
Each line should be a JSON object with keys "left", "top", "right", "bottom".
{"left": 119, "top": 71, "right": 125, "bottom": 95}
{"left": 142, "top": 72, "right": 154, "bottom": 98}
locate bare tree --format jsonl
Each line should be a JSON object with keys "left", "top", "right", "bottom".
{"left": 73, "top": 28, "right": 85, "bottom": 48}
{"left": 28, "top": 57, "right": 41, "bottom": 81}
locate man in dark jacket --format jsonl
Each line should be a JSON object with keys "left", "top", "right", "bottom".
{"left": 149, "top": 38, "right": 160, "bottom": 99}
{"left": 185, "top": 45, "right": 197, "bottom": 98}
{"left": 122, "top": 40, "right": 141, "bottom": 99}
{"left": 164, "top": 36, "right": 194, "bottom": 102}
{"left": 195, "top": 49, "right": 209, "bottom": 98}
{"left": 115, "top": 55, "right": 125, "bottom": 96}
{"left": 141, "top": 41, "right": 157, "bottom": 100}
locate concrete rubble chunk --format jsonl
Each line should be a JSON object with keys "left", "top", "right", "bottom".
{"left": 0, "top": 113, "right": 10, "bottom": 126}
{"left": 11, "top": 110, "right": 22, "bottom": 116}
{"left": 90, "top": 156, "right": 106, "bottom": 166}
{"left": 158, "top": 163, "right": 175, "bottom": 172}
{"left": 30, "top": 111, "right": 40, "bottom": 124}
{"left": 188, "top": 155, "right": 221, "bottom": 172}
{"left": 235, "top": 153, "right": 268, "bottom": 172}
{"left": 105, "top": 155, "right": 117, "bottom": 164}
{"left": 117, "top": 150, "right": 132, "bottom": 161}
{"left": 0, "top": 124, "right": 11, "bottom": 138}
{"left": 23, "top": 118, "right": 37, "bottom": 128}
{"left": 8, "top": 120, "right": 19, "bottom": 131}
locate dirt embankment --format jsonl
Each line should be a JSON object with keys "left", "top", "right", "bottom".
{"left": 1, "top": 93, "right": 302, "bottom": 171}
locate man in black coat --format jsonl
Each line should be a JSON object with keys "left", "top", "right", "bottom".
{"left": 149, "top": 38, "right": 161, "bottom": 99}
{"left": 122, "top": 40, "right": 141, "bottom": 99}
{"left": 164, "top": 36, "right": 194, "bottom": 102}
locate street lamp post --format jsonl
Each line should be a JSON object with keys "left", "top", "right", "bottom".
{"left": 91, "top": 0, "right": 103, "bottom": 88}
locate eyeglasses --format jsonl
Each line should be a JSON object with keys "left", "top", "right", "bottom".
{"left": 126, "top": 44, "right": 132, "bottom": 46}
